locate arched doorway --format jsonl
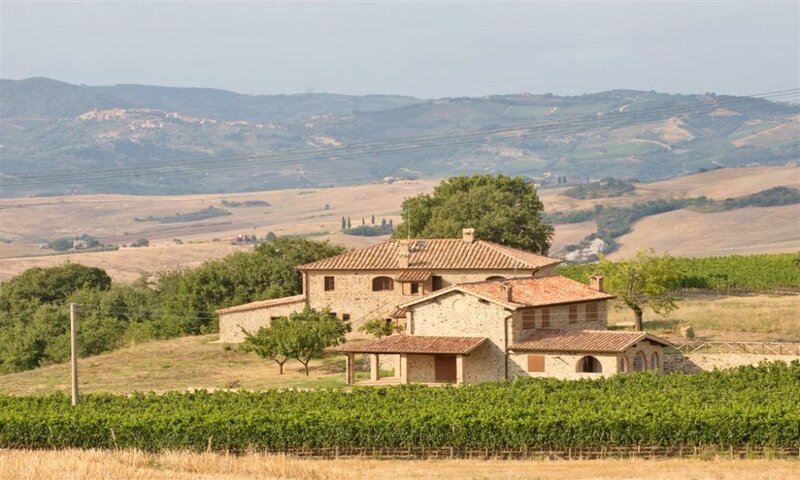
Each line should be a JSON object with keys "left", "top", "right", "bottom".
{"left": 576, "top": 356, "right": 602, "bottom": 373}
{"left": 650, "top": 352, "right": 660, "bottom": 371}
{"left": 633, "top": 351, "right": 647, "bottom": 372}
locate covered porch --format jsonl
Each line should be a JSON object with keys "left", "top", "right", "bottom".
{"left": 333, "top": 335, "right": 487, "bottom": 385}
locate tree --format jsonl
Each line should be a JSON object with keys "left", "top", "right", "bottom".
{"left": 359, "top": 318, "right": 402, "bottom": 338}
{"left": 393, "top": 175, "right": 554, "bottom": 253}
{"left": 346, "top": 217, "right": 351, "bottom": 229}
{"left": 241, "top": 320, "right": 290, "bottom": 374}
{"left": 341, "top": 216, "right": 347, "bottom": 231}
{"left": 595, "top": 250, "right": 683, "bottom": 331}
{"left": 265, "top": 231, "right": 277, "bottom": 242}
{"left": 281, "top": 307, "right": 350, "bottom": 376}
{"left": 131, "top": 238, "right": 149, "bottom": 247}
{"left": 371, "top": 214, "right": 375, "bottom": 225}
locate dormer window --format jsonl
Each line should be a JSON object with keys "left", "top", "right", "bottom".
{"left": 372, "top": 276, "right": 394, "bottom": 292}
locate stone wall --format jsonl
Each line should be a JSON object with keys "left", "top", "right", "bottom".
{"left": 620, "top": 340, "right": 664, "bottom": 374}
{"left": 410, "top": 291, "right": 509, "bottom": 382}
{"left": 508, "top": 352, "right": 619, "bottom": 380}
{"left": 305, "top": 268, "right": 538, "bottom": 328}
{"left": 664, "top": 353, "right": 798, "bottom": 374}
{"left": 509, "top": 301, "right": 608, "bottom": 344}
{"left": 218, "top": 299, "right": 305, "bottom": 343}
{"left": 406, "top": 354, "right": 436, "bottom": 383}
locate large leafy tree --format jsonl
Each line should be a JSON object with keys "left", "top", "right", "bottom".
{"left": 596, "top": 250, "right": 683, "bottom": 331}
{"left": 393, "top": 175, "right": 554, "bottom": 253}
{"left": 241, "top": 321, "right": 291, "bottom": 374}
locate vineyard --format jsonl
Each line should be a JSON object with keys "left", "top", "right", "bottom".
{"left": 1, "top": 363, "right": 798, "bottom": 453}
{"left": 559, "top": 253, "right": 800, "bottom": 291}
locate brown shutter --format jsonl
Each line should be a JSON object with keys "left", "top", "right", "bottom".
{"left": 586, "top": 302, "right": 598, "bottom": 322}
{"left": 569, "top": 305, "right": 578, "bottom": 324}
{"left": 541, "top": 308, "right": 550, "bottom": 328}
{"left": 527, "top": 355, "right": 545, "bottom": 372}
{"left": 522, "top": 311, "right": 536, "bottom": 329}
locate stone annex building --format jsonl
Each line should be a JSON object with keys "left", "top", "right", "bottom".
{"left": 217, "top": 229, "right": 670, "bottom": 383}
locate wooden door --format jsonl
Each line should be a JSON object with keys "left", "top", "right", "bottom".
{"left": 434, "top": 355, "right": 457, "bottom": 383}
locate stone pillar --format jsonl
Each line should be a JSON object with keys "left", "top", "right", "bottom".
{"left": 345, "top": 354, "right": 355, "bottom": 385}
{"left": 456, "top": 355, "right": 465, "bottom": 385}
{"left": 370, "top": 353, "right": 380, "bottom": 381}
{"left": 400, "top": 354, "right": 409, "bottom": 384}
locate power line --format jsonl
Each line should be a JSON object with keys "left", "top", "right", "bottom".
{"left": 2, "top": 89, "right": 797, "bottom": 190}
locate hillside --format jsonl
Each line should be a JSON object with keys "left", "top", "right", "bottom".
{"left": 0, "top": 166, "right": 798, "bottom": 280}
{"left": 1, "top": 78, "right": 798, "bottom": 196}
{"left": 0, "top": 335, "right": 344, "bottom": 396}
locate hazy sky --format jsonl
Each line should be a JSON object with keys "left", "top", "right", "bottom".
{"left": 2, "top": 1, "right": 798, "bottom": 98}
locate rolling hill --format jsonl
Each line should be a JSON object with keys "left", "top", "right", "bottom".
{"left": 2, "top": 78, "right": 798, "bottom": 196}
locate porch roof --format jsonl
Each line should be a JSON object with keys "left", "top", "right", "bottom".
{"left": 333, "top": 335, "right": 487, "bottom": 355}
{"left": 509, "top": 329, "right": 672, "bottom": 353}
{"left": 396, "top": 270, "right": 432, "bottom": 282}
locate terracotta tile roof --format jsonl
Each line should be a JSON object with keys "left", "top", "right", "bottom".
{"left": 216, "top": 295, "right": 305, "bottom": 315}
{"left": 509, "top": 329, "right": 671, "bottom": 353}
{"left": 459, "top": 276, "right": 615, "bottom": 308}
{"left": 297, "top": 239, "right": 560, "bottom": 271}
{"left": 389, "top": 307, "right": 408, "bottom": 318}
{"left": 396, "top": 270, "right": 432, "bottom": 282}
{"left": 399, "top": 275, "right": 615, "bottom": 310}
{"left": 332, "top": 335, "right": 487, "bottom": 354}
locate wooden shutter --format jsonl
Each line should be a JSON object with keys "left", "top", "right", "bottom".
{"left": 527, "top": 355, "right": 545, "bottom": 372}
{"left": 522, "top": 311, "right": 536, "bottom": 329}
{"left": 586, "top": 302, "right": 598, "bottom": 322}
{"left": 541, "top": 308, "right": 550, "bottom": 328}
{"left": 569, "top": 305, "right": 578, "bottom": 324}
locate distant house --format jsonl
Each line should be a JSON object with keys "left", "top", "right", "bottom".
{"left": 217, "top": 228, "right": 670, "bottom": 383}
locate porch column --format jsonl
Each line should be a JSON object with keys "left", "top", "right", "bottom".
{"left": 370, "top": 353, "right": 380, "bottom": 381}
{"left": 400, "top": 353, "right": 409, "bottom": 384}
{"left": 345, "top": 353, "right": 355, "bottom": 385}
{"left": 456, "top": 355, "right": 465, "bottom": 385}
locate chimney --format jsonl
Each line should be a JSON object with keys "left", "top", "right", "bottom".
{"left": 397, "top": 240, "right": 410, "bottom": 268}
{"left": 589, "top": 274, "right": 604, "bottom": 292}
{"left": 500, "top": 282, "right": 513, "bottom": 302}
{"left": 462, "top": 228, "right": 476, "bottom": 243}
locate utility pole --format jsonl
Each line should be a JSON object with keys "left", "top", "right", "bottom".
{"left": 70, "top": 303, "right": 79, "bottom": 406}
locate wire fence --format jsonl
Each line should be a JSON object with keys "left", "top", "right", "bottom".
{"left": 228, "top": 445, "right": 800, "bottom": 460}
{"left": 670, "top": 342, "right": 800, "bottom": 356}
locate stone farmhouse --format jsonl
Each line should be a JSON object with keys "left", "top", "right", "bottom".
{"left": 217, "top": 228, "right": 670, "bottom": 383}
{"left": 217, "top": 228, "right": 561, "bottom": 342}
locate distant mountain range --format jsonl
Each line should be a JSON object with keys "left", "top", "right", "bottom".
{"left": 1, "top": 77, "right": 798, "bottom": 196}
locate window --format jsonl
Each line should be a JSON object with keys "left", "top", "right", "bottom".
{"left": 585, "top": 302, "right": 598, "bottom": 322}
{"left": 324, "top": 276, "right": 335, "bottom": 291}
{"left": 568, "top": 305, "right": 578, "bottom": 324}
{"left": 621, "top": 356, "right": 629, "bottom": 373}
{"left": 521, "top": 311, "right": 536, "bottom": 330}
{"left": 540, "top": 308, "right": 550, "bottom": 328}
{"left": 527, "top": 355, "right": 545, "bottom": 372}
{"left": 651, "top": 352, "right": 660, "bottom": 371}
{"left": 432, "top": 275, "right": 443, "bottom": 291}
{"left": 633, "top": 351, "right": 647, "bottom": 372}
{"left": 577, "top": 356, "right": 602, "bottom": 373}
{"left": 372, "top": 276, "right": 394, "bottom": 291}
{"left": 410, "top": 282, "right": 420, "bottom": 294}
{"left": 486, "top": 275, "right": 506, "bottom": 281}
{"left": 342, "top": 314, "right": 350, "bottom": 322}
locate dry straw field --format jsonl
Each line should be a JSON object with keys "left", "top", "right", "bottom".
{"left": 1, "top": 449, "right": 798, "bottom": 480}
{"left": 0, "top": 165, "right": 798, "bottom": 282}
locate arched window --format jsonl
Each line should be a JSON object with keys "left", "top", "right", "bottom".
{"left": 486, "top": 276, "right": 506, "bottom": 281}
{"left": 633, "top": 351, "right": 647, "bottom": 372}
{"left": 372, "top": 276, "right": 394, "bottom": 292}
{"left": 651, "top": 352, "right": 660, "bottom": 371}
{"left": 620, "top": 356, "right": 629, "bottom": 373}
{"left": 576, "top": 356, "right": 602, "bottom": 373}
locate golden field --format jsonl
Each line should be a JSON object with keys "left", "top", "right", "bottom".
{"left": 0, "top": 165, "right": 798, "bottom": 281}
{"left": 0, "top": 449, "right": 797, "bottom": 480}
